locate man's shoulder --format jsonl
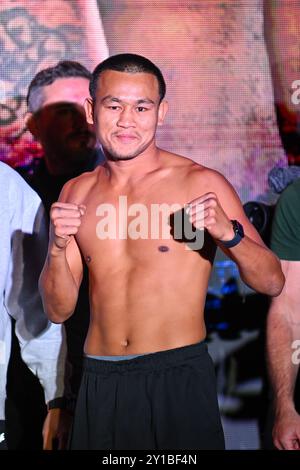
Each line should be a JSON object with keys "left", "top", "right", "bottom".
{"left": 162, "top": 152, "right": 232, "bottom": 192}
{"left": 59, "top": 165, "right": 103, "bottom": 202}
{"left": 165, "top": 153, "right": 223, "bottom": 176}
{"left": 184, "top": 163, "right": 230, "bottom": 191}
{"left": 280, "top": 176, "right": 300, "bottom": 203}
{"left": 162, "top": 151, "right": 206, "bottom": 175}
{"left": 275, "top": 176, "right": 300, "bottom": 224}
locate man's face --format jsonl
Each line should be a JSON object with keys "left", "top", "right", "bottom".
{"left": 29, "top": 77, "right": 96, "bottom": 168}
{"left": 86, "top": 70, "right": 167, "bottom": 161}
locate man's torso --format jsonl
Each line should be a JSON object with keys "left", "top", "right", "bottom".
{"left": 64, "top": 152, "right": 217, "bottom": 355}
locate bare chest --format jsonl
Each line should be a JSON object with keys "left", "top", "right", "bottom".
{"left": 75, "top": 183, "right": 198, "bottom": 266}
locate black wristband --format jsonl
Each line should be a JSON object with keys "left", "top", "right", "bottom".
{"left": 219, "top": 220, "right": 244, "bottom": 248}
{"left": 47, "top": 396, "right": 67, "bottom": 411}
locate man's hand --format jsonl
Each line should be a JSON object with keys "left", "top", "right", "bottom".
{"left": 50, "top": 202, "right": 86, "bottom": 251}
{"left": 43, "top": 409, "right": 73, "bottom": 450}
{"left": 273, "top": 407, "right": 300, "bottom": 450}
{"left": 187, "top": 192, "right": 234, "bottom": 242}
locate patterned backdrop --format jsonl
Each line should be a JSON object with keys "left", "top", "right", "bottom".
{"left": 2, "top": 0, "right": 300, "bottom": 202}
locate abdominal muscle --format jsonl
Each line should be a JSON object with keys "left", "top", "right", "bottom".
{"left": 83, "top": 263, "right": 210, "bottom": 356}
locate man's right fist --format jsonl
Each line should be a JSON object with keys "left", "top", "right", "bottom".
{"left": 50, "top": 202, "right": 86, "bottom": 250}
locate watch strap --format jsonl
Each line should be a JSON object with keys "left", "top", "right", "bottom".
{"left": 219, "top": 220, "right": 244, "bottom": 248}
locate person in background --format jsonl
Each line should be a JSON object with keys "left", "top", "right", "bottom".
{"left": 0, "top": 161, "right": 68, "bottom": 450}
{"left": 267, "top": 178, "right": 300, "bottom": 450}
{"left": 18, "top": 60, "right": 104, "bottom": 212}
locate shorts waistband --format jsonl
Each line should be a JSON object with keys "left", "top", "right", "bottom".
{"left": 85, "top": 353, "right": 148, "bottom": 361}
{"left": 83, "top": 340, "right": 208, "bottom": 374}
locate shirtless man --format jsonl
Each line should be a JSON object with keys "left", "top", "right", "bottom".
{"left": 39, "top": 53, "right": 284, "bottom": 450}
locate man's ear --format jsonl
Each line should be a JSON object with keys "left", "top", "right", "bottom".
{"left": 158, "top": 100, "right": 168, "bottom": 126}
{"left": 84, "top": 97, "right": 94, "bottom": 124}
{"left": 25, "top": 112, "right": 39, "bottom": 138}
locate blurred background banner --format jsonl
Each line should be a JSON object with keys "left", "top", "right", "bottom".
{"left": 1, "top": 0, "right": 293, "bottom": 201}
{"left": 0, "top": 0, "right": 108, "bottom": 166}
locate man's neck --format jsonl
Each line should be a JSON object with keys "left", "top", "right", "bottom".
{"left": 104, "top": 147, "right": 162, "bottom": 187}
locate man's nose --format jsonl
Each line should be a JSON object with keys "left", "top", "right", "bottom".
{"left": 117, "top": 107, "right": 135, "bottom": 127}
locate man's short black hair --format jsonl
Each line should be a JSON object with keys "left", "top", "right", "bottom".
{"left": 27, "top": 60, "right": 91, "bottom": 112}
{"left": 89, "top": 53, "right": 166, "bottom": 103}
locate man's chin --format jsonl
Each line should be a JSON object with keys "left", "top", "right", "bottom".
{"left": 106, "top": 153, "right": 138, "bottom": 162}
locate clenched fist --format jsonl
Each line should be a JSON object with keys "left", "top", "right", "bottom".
{"left": 50, "top": 202, "right": 86, "bottom": 250}
{"left": 186, "top": 192, "right": 234, "bottom": 242}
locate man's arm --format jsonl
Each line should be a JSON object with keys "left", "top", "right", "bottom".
{"left": 39, "top": 183, "right": 85, "bottom": 324}
{"left": 267, "top": 260, "right": 300, "bottom": 450}
{"left": 188, "top": 171, "right": 284, "bottom": 296}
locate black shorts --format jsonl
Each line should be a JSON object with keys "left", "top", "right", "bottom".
{"left": 69, "top": 341, "right": 225, "bottom": 450}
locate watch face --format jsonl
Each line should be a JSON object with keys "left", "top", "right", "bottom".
{"left": 232, "top": 220, "right": 244, "bottom": 237}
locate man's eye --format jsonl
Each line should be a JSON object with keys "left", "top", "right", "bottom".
{"left": 137, "top": 107, "right": 147, "bottom": 112}
{"left": 108, "top": 106, "right": 120, "bottom": 110}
